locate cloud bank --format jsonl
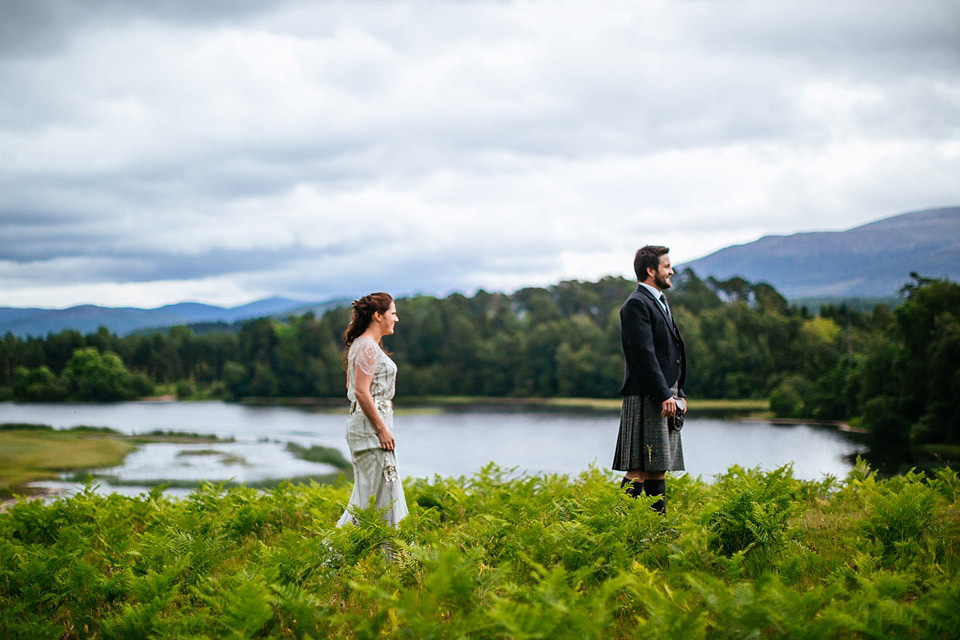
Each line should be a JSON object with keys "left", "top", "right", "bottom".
{"left": 1, "top": 0, "right": 958, "bottom": 307}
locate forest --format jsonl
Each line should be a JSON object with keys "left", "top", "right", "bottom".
{"left": 1, "top": 270, "right": 958, "bottom": 466}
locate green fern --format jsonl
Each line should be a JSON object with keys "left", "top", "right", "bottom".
{"left": 1, "top": 463, "right": 958, "bottom": 638}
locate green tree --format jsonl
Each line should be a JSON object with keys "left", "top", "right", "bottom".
{"left": 241, "top": 318, "right": 279, "bottom": 367}
{"left": 801, "top": 276, "right": 960, "bottom": 461}
{"left": 247, "top": 362, "right": 279, "bottom": 397}
{"left": 222, "top": 361, "right": 249, "bottom": 400}
{"left": 0, "top": 333, "right": 22, "bottom": 387}
{"left": 671, "top": 268, "right": 723, "bottom": 313}
{"left": 514, "top": 287, "right": 561, "bottom": 324}
{"left": 769, "top": 375, "right": 807, "bottom": 418}
{"left": 44, "top": 330, "right": 86, "bottom": 375}
{"left": 895, "top": 276, "right": 960, "bottom": 444}
{"left": 11, "top": 365, "right": 69, "bottom": 402}
{"left": 62, "top": 347, "right": 143, "bottom": 401}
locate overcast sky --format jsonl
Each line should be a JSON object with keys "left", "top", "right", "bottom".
{"left": 1, "top": 0, "right": 958, "bottom": 309}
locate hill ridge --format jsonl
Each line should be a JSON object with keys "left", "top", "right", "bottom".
{"left": 679, "top": 206, "right": 959, "bottom": 298}
{"left": 0, "top": 297, "right": 328, "bottom": 338}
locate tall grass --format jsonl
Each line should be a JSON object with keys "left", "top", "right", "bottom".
{"left": 1, "top": 461, "right": 958, "bottom": 638}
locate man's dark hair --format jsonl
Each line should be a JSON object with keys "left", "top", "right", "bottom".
{"left": 634, "top": 245, "right": 669, "bottom": 281}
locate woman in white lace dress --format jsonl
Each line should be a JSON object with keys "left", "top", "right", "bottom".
{"left": 336, "top": 292, "right": 409, "bottom": 527}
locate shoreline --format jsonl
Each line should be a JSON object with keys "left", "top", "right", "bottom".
{"left": 8, "top": 394, "right": 772, "bottom": 413}
{"left": 0, "top": 427, "right": 237, "bottom": 503}
{"left": 1, "top": 486, "right": 66, "bottom": 512}
{"left": 3, "top": 398, "right": 881, "bottom": 505}
{"left": 235, "top": 395, "right": 771, "bottom": 413}
{"left": 745, "top": 416, "right": 868, "bottom": 434}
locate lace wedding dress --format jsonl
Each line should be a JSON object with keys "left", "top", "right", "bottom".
{"left": 336, "top": 336, "right": 408, "bottom": 527}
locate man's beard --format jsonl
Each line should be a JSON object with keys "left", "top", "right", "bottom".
{"left": 655, "top": 273, "right": 672, "bottom": 290}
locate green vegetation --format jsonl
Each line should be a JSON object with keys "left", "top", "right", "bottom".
{"left": 175, "top": 450, "right": 248, "bottom": 466}
{"left": 772, "top": 274, "right": 960, "bottom": 472}
{"left": 0, "top": 423, "right": 124, "bottom": 435}
{"left": 1, "top": 462, "right": 958, "bottom": 638}
{"left": 0, "top": 422, "right": 351, "bottom": 496}
{"left": 58, "top": 472, "right": 350, "bottom": 492}
{"left": 0, "top": 271, "right": 816, "bottom": 405}
{"left": 0, "top": 427, "right": 135, "bottom": 498}
{"left": 286, "top": 442, "right": 352, "bottom": 472}
{"left": 176, "top": 449, "right": 231, "bottom": 457}
{"left": 0, "top": 425, "right": 242, "bottom": 497}
{"left": 134, "top": 430, "right": 233, "bottom": 443}
{"left": 402, "top": 396, "right": 769, "bottom": 416}
{"left": 2, "top": 271, "right": 958, "bottom": 471}
{"left": 5, "top": 345, "right": 153, "bottom": 402}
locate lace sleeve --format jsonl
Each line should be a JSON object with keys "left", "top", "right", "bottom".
{"left": 353, "top": 339, "right": 380, "bottom": 377}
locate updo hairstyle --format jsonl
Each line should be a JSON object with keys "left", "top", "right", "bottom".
{"left": 342, "top": 292, "right": 394, "bottom": 353}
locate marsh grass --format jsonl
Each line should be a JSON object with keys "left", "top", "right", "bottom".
{"left": 174, "top": 450, "right": 248, "bottom": 466}
{"left": 285, "top": 442, "right": 351, "bottom": 472}
{"left": 0, "top": 423, "right": 123, "bottom": 434}
{"left": 0, "top": 426, "right": 244, "bottom": 498}
{"left": 176, "top": 449, "right": 228, "bottom": 457}
{"left": 59, "top": 472, "right": 349, "bottom": 490}
{"left": 0, "top": 428, "right": 136, "bottom": 497}
{"left": 2, "top": 460, "right": 957, "bottom": 638}
{"left": 135, "top": 430, "right": 233, "bottom": 443}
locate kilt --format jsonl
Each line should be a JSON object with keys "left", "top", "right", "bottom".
{"left": 612, "top": 387, "right": 685, "bottom": 472}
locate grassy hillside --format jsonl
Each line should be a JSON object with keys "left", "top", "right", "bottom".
{"left": 2, "top": 462, "right": 958, "bottom": 638}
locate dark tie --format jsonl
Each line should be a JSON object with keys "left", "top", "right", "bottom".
{"left": 660, "top": 293, "right": 673, "bottom": 322}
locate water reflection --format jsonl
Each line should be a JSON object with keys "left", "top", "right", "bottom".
{"left": 1, "top": 401, "right": 866, "bottom": 497}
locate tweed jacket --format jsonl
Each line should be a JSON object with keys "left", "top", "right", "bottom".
{"left": 618, "top": 284, "right": 686, "bottom": 402}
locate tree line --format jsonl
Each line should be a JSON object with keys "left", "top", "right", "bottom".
{"left": 2, "top": 270, "right": 958, "bottom": 453}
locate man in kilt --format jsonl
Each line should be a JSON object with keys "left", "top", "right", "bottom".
{"left": 612, "top": 245, "right": 686, "bottom": 514}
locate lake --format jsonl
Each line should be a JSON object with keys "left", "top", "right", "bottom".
{"left": 0, "top": 400, "right": 866, "bottom": 497}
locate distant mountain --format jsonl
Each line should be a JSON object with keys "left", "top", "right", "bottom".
{"left": 0, "top": 307, "right": 46, "bottom": 325}
{"left": 5, "top": 206, "right": 956, "bottom": 336}
{"left": 679, "top": 206, "right": 960, "bottom": 298}
{"left": 0, "top": 297, "right": 343, "bottom": 338}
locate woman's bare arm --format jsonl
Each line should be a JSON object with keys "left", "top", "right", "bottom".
{"left": 353, "top": 367, "right": 395, "bottom": 451}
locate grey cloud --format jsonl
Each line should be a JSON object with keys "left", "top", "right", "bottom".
{"left": 266, "top": 240, "right": 562, "bottom": 304}
{"left": 0, "top": 0, "right": 285, "bottom": 56}
{"left": 86, "top": 150, "right": 375, "bottom": 205}
{"left": 1, "top": 243, "right": 327, "bottom": 283}
{"left": 0, "top": 203, "right": 77, "bottom": 227}
{"left": 185, "top": 145, "right": 389, "bottom": 198}
{"left": 0, "top": 227, "right": 116, "bottom": 262}
{"left": 0, "top": 0, "right": 958, "bottom": 308}
{"left": 680, "top": 1, "right": 960, "bottom": 63}
{"left": 112, "top": 245, "right": 327, "bottom": 282}
{"left": 0, "top": 0, "right": 75, "bottom": 57}
{"left": 0, "top": 1, "right": 859, "bottom": 187}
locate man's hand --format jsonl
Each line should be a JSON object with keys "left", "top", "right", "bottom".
{"left": 661, "top": 396, "right": 677, "bottom": 417}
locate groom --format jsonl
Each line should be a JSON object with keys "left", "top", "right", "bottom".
{"left": 612, "top": 245, "right": 686, "bottom": 514}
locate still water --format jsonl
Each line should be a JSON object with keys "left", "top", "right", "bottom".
{"left": 1, "top": 401, "right": 866, "bottom": 496}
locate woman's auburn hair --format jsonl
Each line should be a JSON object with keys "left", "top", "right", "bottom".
{"left": 342, "top": 292, "right": 393, "bottom": 367}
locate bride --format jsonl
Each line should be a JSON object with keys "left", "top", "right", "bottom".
{"left": 336, "top": 292, "right": 408, "bottom": 527}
